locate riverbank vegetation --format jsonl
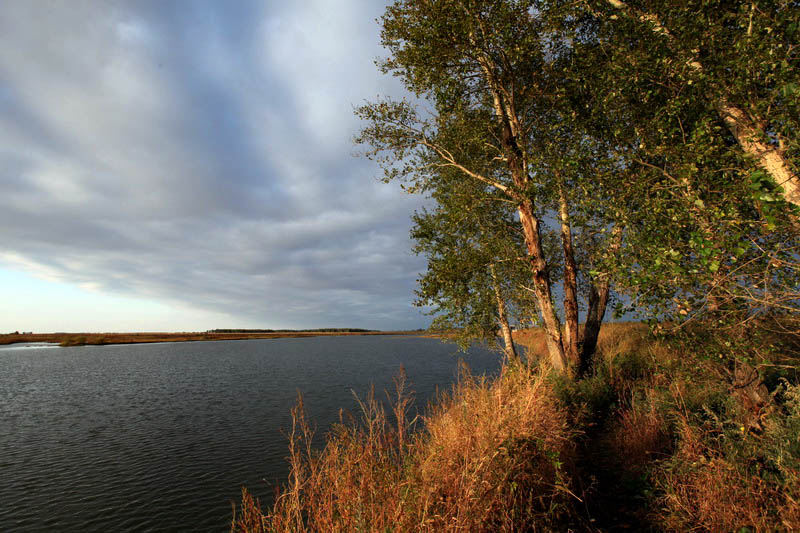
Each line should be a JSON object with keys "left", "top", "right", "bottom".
{"left": 233, "top": 321, "right": 799, "bottom": 531}
{"left": 235, "top": 355, "right": 577, "bottom": 531}
{"left": 235, "top": 0, "right": 798, "bottom": 529}
{"left": 0, "top": 330, "right": 418, "bottom": 347}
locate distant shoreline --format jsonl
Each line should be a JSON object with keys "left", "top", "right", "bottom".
{"left": 0, "top": 330, "right": 430, "bottom": 347}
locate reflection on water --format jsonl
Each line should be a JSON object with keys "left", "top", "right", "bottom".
{"left": 0, "top": 336, "right": 501, "bottom": 531}
{"left": 0, "top": 343, "right": 58, "bottom": 351}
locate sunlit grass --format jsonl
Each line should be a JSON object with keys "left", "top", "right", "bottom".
{"left": 233, "top": 366, "right": 578, "bottom": 532}
{"left": 234, "top": 321, "right": 800, "bottom": 531}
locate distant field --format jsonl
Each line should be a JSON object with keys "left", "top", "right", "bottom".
{"left": 0, "top": 330, "right": 423, "bottom": 347}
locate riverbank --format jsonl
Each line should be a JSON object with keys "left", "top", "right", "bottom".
{"left": 0, "top": 330, "right": 424, "bottom": 347}
{"left": 233, "top": 321, "right": 799, "bottom": 531}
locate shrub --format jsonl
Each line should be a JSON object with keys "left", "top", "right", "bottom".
{"left": 652, "top": 417, "right": 796, "bottom": 531}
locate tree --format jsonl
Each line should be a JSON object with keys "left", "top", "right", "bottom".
{"left": 411, "top": 168, "right": 536, "bottom": 362}
{"left": 566, "top": 0, "right": 800, "bottom": 323}
{"left": 596, "top": 0, "right": 800, "bottom": 212}
{"left": 358, "top": 0, "right": 621, "bottom": 375}
{"left": 360, "top": 0, "right": 798, "bottom": 376}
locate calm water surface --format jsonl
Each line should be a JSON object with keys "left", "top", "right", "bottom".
{"left": 0, "top": 336, "right": 501, "bottom": 531}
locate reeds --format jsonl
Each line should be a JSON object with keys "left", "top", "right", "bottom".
{"left": 232, "top": 366, "right": 577, "bottom": 532}
{"left": 235, "top": 322, "right": 800, "bottom": 531}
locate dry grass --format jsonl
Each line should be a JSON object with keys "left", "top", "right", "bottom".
{"left": 595, "top": 322, "right": 650, "bottom": 359}
{"left": 513, "top": 322, "right": 651, "bottom": 361}
{"left": 606, "top": 397, "right": 672, "bottom": 477}
{"left": 0, "top": 330, "right": 421, "bottom": 346}
{"left": 232, "top": 366, "right": 578, "bottom": 532}
{"left": 654, "top": 418, "right": 796, "bottom": 531}
{"left": 597, "top": 324, "right": 800, "bottom": 531}
{"left": 512, "top": 328, "right": 550, "bottom": 359}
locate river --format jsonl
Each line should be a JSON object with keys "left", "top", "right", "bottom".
{"left": 0, "top": 335, "right": 501, "bottom": 531}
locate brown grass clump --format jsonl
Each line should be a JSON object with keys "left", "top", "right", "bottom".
{"left": 595, "top": 322, "right": 650, "bottom": 361}
{"left": 236, "top": 321, "right": 800, "bottom": 531}
{"left": 514, "top": 322, "right": 652, "bottom": 367}
{"left": 232, "top": 366, "right": 578, "bottom": 532}
{"left": 414, "top": 367, "right": 576, "bottom": 530}
{"left": 606, "top": 398, "right": 672, "bottom": 477}
{"left": 654, "top": 418, "right": 795, "bottom": 531}
{"left": 512, "top": 328, "right": 549, "bottom": 359}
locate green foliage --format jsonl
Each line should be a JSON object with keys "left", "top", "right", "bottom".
{"left": 360, "top": 0, "right": 799, "bottom": 345}
{"left": 766, "top": 382, "right": 800, "bottom": 471}
{"left": 573, "top": 0, "right": 800, "bottom": 321}
{"left": 411, "top": 164, "right": 537, "bottom": 350}
{"left": 552, "top": 371, "right": 617, "bottom": 429}
{"left": 357, "top": 0, "right": 636, "bottom": 363}
{"left": 545, "top": 322, "right": 800, "bottom": 529}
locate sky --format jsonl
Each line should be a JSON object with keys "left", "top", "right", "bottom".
{"left": 0, "top": 0, "right": 431, "bottom": 332}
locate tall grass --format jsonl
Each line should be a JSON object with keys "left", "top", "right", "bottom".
{"left": 234, "top": 322, "right": 800, "bottom": 531}
{"left": 232, "top": 366, "right": 578, "bottom": 532}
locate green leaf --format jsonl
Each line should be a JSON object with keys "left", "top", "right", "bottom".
{"left": 781, "top": 82, "right": 798, "bottom": 97}
{"left": 760, "top": 193, "right": 777, "bottom": 203}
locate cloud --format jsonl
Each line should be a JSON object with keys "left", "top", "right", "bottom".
{"left": 0, "top": 0, "right": 428, "bottom": 330}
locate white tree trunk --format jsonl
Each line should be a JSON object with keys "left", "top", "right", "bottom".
{"left": 605, "top": 0, "right": 800, "bottom": 210}
{"left": 717, "top": 101, "right": 800, "bottom": 207}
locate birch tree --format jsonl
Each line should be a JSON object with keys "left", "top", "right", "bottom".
{"left": 411, "top": 185, "right": 530, "bottom": 362}
{"left": 357, "top": 0, "right": 621, "bottom": 375}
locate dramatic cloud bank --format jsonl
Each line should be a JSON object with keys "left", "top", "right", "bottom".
{"left": 0, "top": 1, "right": 429, "bottom": 330}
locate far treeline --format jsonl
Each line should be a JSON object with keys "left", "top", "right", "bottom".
{"left": 207, "top": 328, "right": 378, "bottom": 333}
{"left": 235, "top": 1, "right": 799, "bottom": 531}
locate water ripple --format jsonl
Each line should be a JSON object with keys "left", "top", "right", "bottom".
{"left": 0, "top": 336, "right": 500, "bottom": 531}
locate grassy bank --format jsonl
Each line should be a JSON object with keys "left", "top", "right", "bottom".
{"left": 233, "top": 322, "right": 799, "bottom": 531}
{"left": 0, "top": 330, "right": 422, "bottom": 347}
{"left": 235, "top": 366, "right": 577, "bottom": 531}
